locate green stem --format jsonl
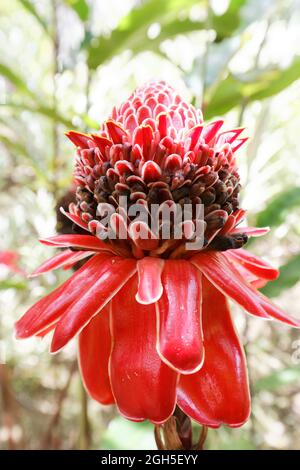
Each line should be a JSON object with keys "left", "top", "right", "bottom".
{"left": 51, "top": 0, "right": 60, "bottom": 199}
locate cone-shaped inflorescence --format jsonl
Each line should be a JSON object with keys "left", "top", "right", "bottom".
{"left": 66, "top": 81, "right": 249, "bottom": 258}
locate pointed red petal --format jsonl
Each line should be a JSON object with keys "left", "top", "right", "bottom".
{"left": 202, "top": 119, "right": 224, "bottom": 144}
{"left": 227, "top": 248, "right": 279, "bottom": 281}
{"left": 78, "top": 306, "right": 114, "bottom": 405}
{"left": 65, "top": 131, "right": 91, "bottom": 148}
{"left": 217, "top": 128, "right": 245, "bottom": 145}
{"left": 231, "top": 226, "right": 270, "bottom": 237}
{"left": 136, "top": 257, "right": 164, "bottom": 305}
{"left": 187, "top": 125, "right": 203, "bottom": 150}
{"left": 231, "top": 137, "right": 249, "bottom": 152}
{"left": 178, "top": 278, "right": 250, "bottom": 428}
{"left": 192, "top": 252, "right": 268, "bottom": 319}
{"left": 40, "top": 234, "right": 116, "bottom": 254}
{"left": 15, "top": 254, "right": 111, "bottom": 339}
{"left": 156, "top": 260, "right": 204, "bottom": 374}
{"left": 36, "top": 322, "right": 58, "bottom": 338}
{"left": 193, "top": 252, "right": 300, "bottom": 327}
{"left": 106, "top": 120, "right": 128, "bottom": 144}
{"left": 30, "top": 249, "right": 93, "bottom": 277}
{"left": 233, "top": 208, "right": 247, "bottom": 225}
{"left": 109, "top": 276, "right": 178, "bottom": 424}
{"left": 157, "top": 113, "right": 168, "bottom": 138}
{"left": 133, "top": 125, "right": 154, "bottom": 159}
{"left": 227, "top": 260, "right": 266, "bottom": 287}
{"left": 50, "top": 257, "right": 137, "bottom": 352}
{"left": 90, "top": 134, "right": 112, "bottom": 155}
{"left": 257, "top": 293, "right": 300, "bottom": 327}
{"left": 60, "top": 208, "right": 89, "bottom": 231}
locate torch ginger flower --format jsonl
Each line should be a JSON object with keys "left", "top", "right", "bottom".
{"left": 15, "top": 81, "right": 300, "bottom": 431}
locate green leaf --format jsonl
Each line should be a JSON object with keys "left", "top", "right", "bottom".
{"left": 256, "top": 187, "right": 300, "bottom": 228}
{"left": 212, "top": 0, "right": 246, "bottom": 41}
{"left": 260, "top": 253, "right": 300, "bottom": 298}
{"left": 18, "top": 0, "right": 49, "bottom": 34}
{"left": 0, "top": 279, "right": 27, "bottom": 290}
{"left": 254, "top": 366, "right": 300, "bottom": 392}
{"left": 252, "top": 58, "right": 300, "bottom": 101}
{"left": 87, "top": 0, "right": 203, "bottom": 69}
{"left": 204, "top": 57, "right": 300, "bottom": 118}
{"left": 0, "top": 102, "right": 74, "bottom": 128}
{"left": 87, "top": 0, "right": 247, "bottom": 69}
{"left": 65, "top": 0, "right": 89, "bottom": 22}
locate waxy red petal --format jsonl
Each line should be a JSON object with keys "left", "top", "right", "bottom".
{"left": 50, "top": 257, "right": 137, "bottom": 352}
{"left": 157, "top": 113, "right": 168, "bottom": 138}
{"left": 30, "top": 249, "right": 93, "bottom": 277}
{"left": 231, "top": 137, "right": 249, "bottom": 152}
{"left": 217, "top": 127, "right": 245, "bottom": 145}
{"left": 227, "top": 260, "right": 268, "bottom": 288}
{"left": 136, "top": 257, "right": 164, "bottom": 305}
{"left": 90, "top": 134, "right": 112, "bottom": 155}
{"left": 36, "top": 322, "right": 58, "bottom": 338}
{"left": 228, "top": 254, "right": 300, "bottom": 326}
{"left": 109, "top": 276, "right": 178, "bottom": 424}
{"left": 178, "top": 278, "right": 250, "bottom": 428}
{"left": 202, "top": 119, "right": 224, "bottom": 144}
{"left": 193, "top": 252, "right": 300, "bottom": 327}
{"left": 60, "top": 207, "right": 89, "bottom": 231}
{"left": 40, "top": 234, "right": 117, "bottom": 254}
{"left": 106, "top": 120, "right": 128, "bottom": 144}
{"left": 133, "top": 125, "right": 153, "bottom": 159}
{"left": 187, "top": 125, "right": 203, "bottom": 150}
{"left": 15, "top": 253, "right": 112, "bottom": 339}
{"left": 65, "top": 131, "right": 91, "bottom": 148}
{"left": 227, "top": 248, "right": 279, "bottom": 281}
{"left": 192, "top": 252, "right": 268, "bottom": 319}
{"left": 257, "top": 294, "right": 300, "bottom": 327}
{"left": 156, "top": 260, "right": 204, "bottom": 374}
{"left": 231, "top": 226, "right": 270, "bottom": 237}
{"left": 78, "top": 306, "right": 114, "bottom": 405}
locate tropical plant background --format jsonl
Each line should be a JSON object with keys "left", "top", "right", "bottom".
{"left": 0, "top": 0, "right": 300, "bottom": 450}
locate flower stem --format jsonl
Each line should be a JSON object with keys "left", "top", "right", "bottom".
{"left": 50, "top": 0, "right": 60, "bottom": 199}
{"left": 154, "top": 407, "right": 208, "bottom": 450}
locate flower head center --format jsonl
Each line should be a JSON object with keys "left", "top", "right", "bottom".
{"left": 66, "top": 81, "right": 248, "bottom": 258}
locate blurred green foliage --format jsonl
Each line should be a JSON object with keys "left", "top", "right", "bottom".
{"left": 1, "top": 0, "right": 300, "bottom": 451}
{"left": 205, "top": 58, "right": 300, "bottom": 118}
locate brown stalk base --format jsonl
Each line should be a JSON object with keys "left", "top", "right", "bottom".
{"left": 154, "top": 407, "right": 208, "bottom": 450}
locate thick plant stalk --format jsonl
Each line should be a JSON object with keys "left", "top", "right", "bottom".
{"left": 154, "top": 407, "right": 208, "bottom": 450}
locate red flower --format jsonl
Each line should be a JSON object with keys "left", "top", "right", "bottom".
{"left": 15, "top": 81, "right": 300, "bottom": 428}
{"left": 0, "top": 251, "right": 24, "bottom": 275}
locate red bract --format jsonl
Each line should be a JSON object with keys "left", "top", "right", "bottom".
{"left": 15, "top": 81, "right": 300, "bottom": 428}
